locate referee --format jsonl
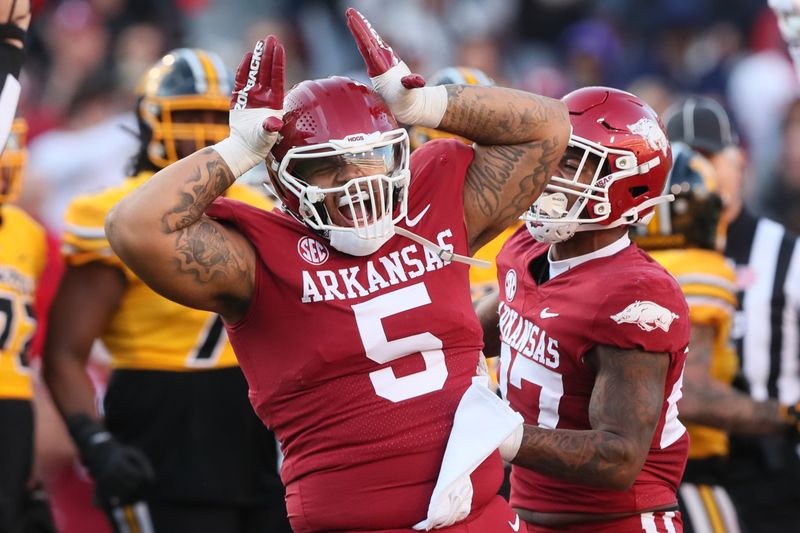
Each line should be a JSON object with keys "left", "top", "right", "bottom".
{"left": 0, "top": 0, "right": 28, "bottom": 151}
{"left": 665, "top": 97, "right": 800, "bottom": 533}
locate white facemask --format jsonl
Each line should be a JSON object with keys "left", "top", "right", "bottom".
{"left": 526, "top": 192, "right": 580, "bottom": 244}
{"left": 327, "top": 217, "right": 395, "bottom": 256}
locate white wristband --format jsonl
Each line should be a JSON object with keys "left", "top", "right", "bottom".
{"left": 499, "top": 423, "right": 524, "bottom": 462}
{"left": 370, "top": 62, "right": 448, "bottom": 128}
{"left": 212, "top": 137, "right": 266, "bottom": 179}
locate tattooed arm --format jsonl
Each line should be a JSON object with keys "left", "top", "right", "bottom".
{"left": 679, "top": 323, "right": 786, "bottom": 434}
{"left": 106, "top": 37, "right": 285, "bottom": 322}
{"left": 436, "top": 85, "right": 569, "bottom": 253}
{"left": 106, "top": 149, "right": 256, "bottom": 321}
{"left": 344, "top": 8, "right": 569, "bottom": 253}
{"left": 510, "top": 345, "right": 669, "bottom": 490}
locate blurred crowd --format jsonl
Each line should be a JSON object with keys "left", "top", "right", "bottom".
{"left": 13, "top": 0, "right": 800, "bottom": 236}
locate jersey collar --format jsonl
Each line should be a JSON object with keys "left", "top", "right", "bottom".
{"left": 547, "top": 233, "right": 631, "bottom": 279}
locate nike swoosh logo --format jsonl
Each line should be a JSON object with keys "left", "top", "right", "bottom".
{"left": 406, "top": 204, "right": 431, "bottom": 227}
{"left": 540, "top": 307, "right": 559, "bottom": 319}
{"left": 508, "top": 514, "right": 520, "bottom": 531}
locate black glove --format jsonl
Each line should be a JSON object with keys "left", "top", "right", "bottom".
{"left": 66, "top": 414, "right": 155, "bottom": 506}
{"left": 779, "top": 402, "right": 800, "bottom": 440}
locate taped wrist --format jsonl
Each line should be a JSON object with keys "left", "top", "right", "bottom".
{"left": 212, "top": 136, "right": 265, "bottom": 178}
{"left": 370, "top": 62, "right": 447, "bottom": 128}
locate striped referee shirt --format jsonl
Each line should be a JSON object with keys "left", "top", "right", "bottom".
{"left": 724, "top": 208, "right": 800, "bottom": 404}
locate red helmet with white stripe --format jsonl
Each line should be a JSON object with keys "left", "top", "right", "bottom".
{"left": 267, "top": 76, "right": 410, "bottom": 245}
{"left": 525, "top": 86, "right": 674, "bottom": 243}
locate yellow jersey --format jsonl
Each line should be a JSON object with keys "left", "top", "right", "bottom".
{"left": 0, "top": 205, "right": 47, "bottom": 399}
{"left": 62, "top": 172, "right": 272, "bottom": 372}
{"left": 649, "top": 248, "right": 738, "bottom": 459}
{"left": 470, "top": 224, "right": 521, "bottom": 302}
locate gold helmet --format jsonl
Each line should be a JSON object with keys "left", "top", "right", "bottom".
{"left": 0, "top": 118, "right": 27, "bottom": 204}
{"left": 632, "top": 142, "right": 724, "bottom": 251}
{"left": 409, "top": 67, "right": 495, "bottom": 151}
{"left": 136, "top": 48, "right": 232, "bottom": 169}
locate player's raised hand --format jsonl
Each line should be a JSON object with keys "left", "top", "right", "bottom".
{"left": 345, "top": 7, "right": 446, "bottom": 128}
{"left": 213, "top": 35, "right": 285, "bottom": 177}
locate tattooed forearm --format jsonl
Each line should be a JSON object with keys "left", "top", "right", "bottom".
{"left": 512, "top": 426, "right": 637, "bottom": 490}
{"left": 439, "top": 85, "right": 560, "bottom": 145}
{"left": 173, "top": 219, "right": 250, "bottom": 285}
{"left": 511, "top": 347, "right": 668, "bottom": 490}
{"left": 160, "top": 148, "right": 237, "bottom": 233}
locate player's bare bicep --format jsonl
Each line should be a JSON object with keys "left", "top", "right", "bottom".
{"left": 140, "top": 216, "right": 255, "bottom": 318}
{"left": 171, "top": 217, "right": 251, "bottom": 285}
{"left": 586, "top": 345, "right": 669, "bottom": 441}
{"left": 463, "top": 137, "right": 562, "bottom": 252}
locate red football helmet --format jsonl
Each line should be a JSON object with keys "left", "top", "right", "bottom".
{"left": 267, "top": 76, "right": 410, "bottom": 244}
{"left": 524, "top": 86, "right": 673, "bottom": 243}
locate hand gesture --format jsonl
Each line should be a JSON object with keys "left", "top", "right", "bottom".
{"left": 86, "top": 438, "right": 156, "bottom": 506}
{"left": 2, "top": 0, "right": 31, "bottom": 47}
{"left": 67, "top": 415, "right": 155, "bottom": 506}
{"left": 214, "top": 35, "right": 285, "bottom": 177}
{"left": 345, "top": 8, "right": 445, "bottom": 128}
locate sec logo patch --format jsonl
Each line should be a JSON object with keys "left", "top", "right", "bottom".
{"left": 298, "top": 236, "right": 329, "bottom": 265}
{"left": 505, "top": 269, "right": 517, "bottom": 302}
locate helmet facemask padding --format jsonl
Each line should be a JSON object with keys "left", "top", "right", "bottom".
{"left": 524, "top": 132, "right": 671, "bottom": 234}
{"left": 277, "top": 129, "right": 411, "bottom": 240}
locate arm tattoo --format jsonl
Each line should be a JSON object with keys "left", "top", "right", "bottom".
{"left": 160, "top": 148, "right": 236, "bottom": 234}
{"left": 172, "top": 219, "right": 250, "bottom": 286}
{"left": 465, "top": 135, "right": 562, "bottom": 222}
{"left": 512, "top": 348, "right": 667, "bottom": 488}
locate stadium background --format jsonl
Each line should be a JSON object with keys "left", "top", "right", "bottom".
{"left": 8, "top": 0, "right": 800, "bottom": 531}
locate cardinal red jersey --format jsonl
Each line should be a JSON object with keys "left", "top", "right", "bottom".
{"left": 206, "top": 139, "right": 503, "bottom": 532}
{"left": 495, "top": 226, "right": 690, "bottom": 515}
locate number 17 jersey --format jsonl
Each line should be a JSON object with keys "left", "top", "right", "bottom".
{"left": 495, "top": 227, "right": 691, "bottom": 516}
{"left": 206, "top": 140, "right": 502, "bottom": 532}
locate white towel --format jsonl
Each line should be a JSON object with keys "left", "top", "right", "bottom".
{"left": 413, "top": 376, "right": 524, "bottom": 530}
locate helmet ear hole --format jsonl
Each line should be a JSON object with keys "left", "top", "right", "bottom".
{"left": 629, "top": 186, "right": 649, "bottom": 198}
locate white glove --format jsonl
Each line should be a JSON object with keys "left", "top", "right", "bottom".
{"left": 369, "top": 62, "right": 448, "bottom": 128}
{"left": 213, "top": 35, "right": 285, "bottom": 178}
{"left": 346, "top": 8, "right": 447, "bottom": 128}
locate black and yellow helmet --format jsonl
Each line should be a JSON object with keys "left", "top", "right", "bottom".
{"left": 632, "top": 142, "right": 724, "bottom": 251}
{"left": 0, "top": 118, "right": 26, "bottom": 204}
{"left": 137, "top": 48, "right": 233, "bottom": 169}
{"left": 409, "top": 67, "right": 495, "bottom": 151}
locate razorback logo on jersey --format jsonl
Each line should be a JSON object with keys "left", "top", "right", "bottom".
{"left": 610, "top": 300, "right": 679, "bottom": 332}
{"left": 627, "top": 118, "right": 668, "bottom": 156}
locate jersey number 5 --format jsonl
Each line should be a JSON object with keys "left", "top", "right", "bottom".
{"left": 352, "top": 283, "right": 448, "bottom": 402}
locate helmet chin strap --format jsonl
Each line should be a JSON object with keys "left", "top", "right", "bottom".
{"left": 394, "top": 227, "right": 491, "bottom": 268}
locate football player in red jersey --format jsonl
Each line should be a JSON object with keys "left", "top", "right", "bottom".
{"left": 478, "top": 87, "right": 691, "bottom": 532}
{"left": 103, "top": 9, "right": 570, "bottom": 533}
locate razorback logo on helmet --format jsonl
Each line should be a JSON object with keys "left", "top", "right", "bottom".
{"left": 610, "top": 300, "right": 679, "bottom": 332}
{"left": 627, "top": 118, "right": 669, "bottom": 156}
{"left": 235, "top": 40, "right": 265, "bottom": 110}
{"left": 297, "top": 236, "right": 329, "bottom": 265}
{"left": 505, "top": 269, "right": 517, "bottom": 302}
